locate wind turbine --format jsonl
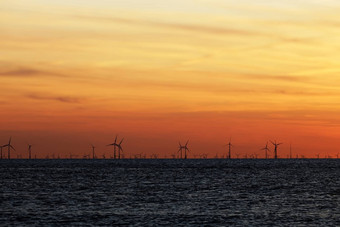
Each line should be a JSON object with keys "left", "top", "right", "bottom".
{"left": 3, "top": 137, "right": 15, "bottom": 159}
{"left": 91, "top": 144, "right": 96, "bottom": 159}
{"left": 178, "top": 140, "right": 189, "bottom": 159}
{"left": 107, "top": 135, "right": 119, "bottom": 159}
{"left": 28, "top": 144, "right": 33, "bottom": 159}
{"left": 270, "top": 140, "right": 282, "bottom": 159}
{"left": 225, "top": 137, "right": 233, "bottom": 159}
{"left": 117, "top": 138, "right": 124, "bottom": 159}
{"left": 261, "top": 142, "right": 270, "bottom": 159}
{"left": 178, "top": 142, "right": 183, "bottom": 159}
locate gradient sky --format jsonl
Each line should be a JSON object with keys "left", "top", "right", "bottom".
{"left": 2, "top": 0, "right": 340, "bottom": 158}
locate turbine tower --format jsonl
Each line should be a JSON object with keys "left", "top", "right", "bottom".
{"left": 261, "top": 142, "right": 270, "bottom": 159}
{"left": 270, "top": 140, "right": 282, "bottom": 159}
{"left": 226, "top": 137, "right": 233, "bottom": 159}
{"left": 91, "top": 144, "right": 96, "bottom": 159}
{"left": 107, "top": 135, "right": 118, "bottom": 159}
{"left": 117, "top": 138, "right": 124, "bottom": 159}
{"left": 178, "top": 140, "right": 189, "bottom": 159}
{"left": 28, "top": 144, "right": 33, "bottom": 160}
{"left": 178, "top": 142, "right": 182, "bottom": 159}
{"left": 3, "top": 137, "right": 15, "bottom": 159}
{"left": 107, "top": 135, "right": 124, "bottom": 159}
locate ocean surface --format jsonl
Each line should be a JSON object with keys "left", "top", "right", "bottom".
{"left": 0, "top": 159, "right": 339, "bottom": 226}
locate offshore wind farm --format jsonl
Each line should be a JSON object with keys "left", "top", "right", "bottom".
{"left": 1, "top": 0, "right": 340, "bottom": 226}
{"left": 1, "top": 135, "right": 338, "bottom": 160}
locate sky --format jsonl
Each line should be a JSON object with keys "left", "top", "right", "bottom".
{"left": 1, "top": 0, "right": 340, "bottom": 158}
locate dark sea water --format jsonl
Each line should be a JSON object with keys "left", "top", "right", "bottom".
{"left": 1, "top": 159, "right": 339, "bottom": 226}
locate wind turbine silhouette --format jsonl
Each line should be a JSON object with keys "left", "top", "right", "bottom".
{"left": 3, "top": 137, "right": 15, "bottom": 159}
{"left": 107, "top": 135, "right": 118, "bottom": 159}
{"left": 28, "top": 144, "right": 33, "bottom": 159}
{"left": 90, "top": 144, "right": 96, "bottom": 159}
{"left": 178, "top": 140, "right": 189, "bottom": 159}
{"left": 270, "top": 140, "right": 282, "bottom": 159}
{"left": 261, "top": 142, "right": 270, "bottom": 159}
{"left": 225, "top": 137, "right": 233, "bottom": 159}
{"left": 107, "top": 136, "right": 124, "bottom": 159}
{"left": 117, "top": 138, "right": 124, "bottom": 159}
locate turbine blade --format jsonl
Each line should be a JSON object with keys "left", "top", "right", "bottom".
{"left": 119, "top": 138, "right": 124, "bottom": 145}
{"left": 185, "top": 140, "right": 189, "bottom": 146}
{"left": 9, "top": 137, "right": 11, "bottom": 144}
{"left": 10, "top": 145, "right": 15, "bottom": 151}
{"left": 114, "top": 135, "right": 118, "bottom": 143}
{"left": 270, "top": 140, "right": 275, "bottom": 145}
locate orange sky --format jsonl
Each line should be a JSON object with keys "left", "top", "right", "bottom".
{"left": 1, "top": 0, "right": 340, "bottom": 158}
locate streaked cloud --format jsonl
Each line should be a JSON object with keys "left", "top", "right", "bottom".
{"left": 0, "top": 68, "right": 41, "bottom": 77}
{"left": 25, "top": 93, "right": 84, "bottom": 104}
{"left": 74, "top": 15, "right": 262, "bottom": 37}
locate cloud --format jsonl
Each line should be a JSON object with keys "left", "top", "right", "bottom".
{"left": 0, "top": 65, "right": 67, "bottom": 78}
{"left": 74, "top": 15, "right": 263, "bottom": 37}
{"left": 25, "top": 93, "right": 83, "bottom": 104}
{"left": 0, "top": 68, "right": 42, "bottom": 77}
{"left": 239, "top": 74, "right": 311, "bottom": 82}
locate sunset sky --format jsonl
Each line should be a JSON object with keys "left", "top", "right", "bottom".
{"left": 2, "top": 0, "right": 340, "bottom": 158}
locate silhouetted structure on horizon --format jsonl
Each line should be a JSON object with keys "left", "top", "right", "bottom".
{"left": 2, "top": 137, "right": 15, "bottom": 159}
{"left": 91, "top": 144, "right": 96, "bottom": 159}
{"left": 270, "top": 140, "right": 282, "bottom": 159}
{"left": 117, "top": 138, "right": 124, "bottom": 159}
{"left": 28, "top": 144, "right": 33, "bottom": 160}
{"left": 178, "top": 140, "right": 189, "bottom": 159}
{"left": 261, "top": 142, "right": 270, "bottom": 159}
{"left": 225, "top": 138, "right": 233, "bottom": 159}
{"left": 107, "top": 135, "right": 124, "bottom": 159}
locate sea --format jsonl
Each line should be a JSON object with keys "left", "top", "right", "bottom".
{"left": 0, "top": 159, "right": 339, "bottom": 226}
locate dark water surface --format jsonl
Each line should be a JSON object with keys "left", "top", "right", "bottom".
{"left": 1, "top": 159, "right": 339, "bottom": 226}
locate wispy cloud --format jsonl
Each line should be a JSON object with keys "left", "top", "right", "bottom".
{"left": 0, "top": 68, "right": 41, "bottom": 77}
{"left": 239, "top": 74, "right": 311, "bottom": 82}
{"left": 25, "top": 93, "right": 84, "bottom": 104}
{"left": 74, "top": 15, "right": 263, "bottom": 37}
{"left": 0, "top": 66, "right": 66, "bottom": 78}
